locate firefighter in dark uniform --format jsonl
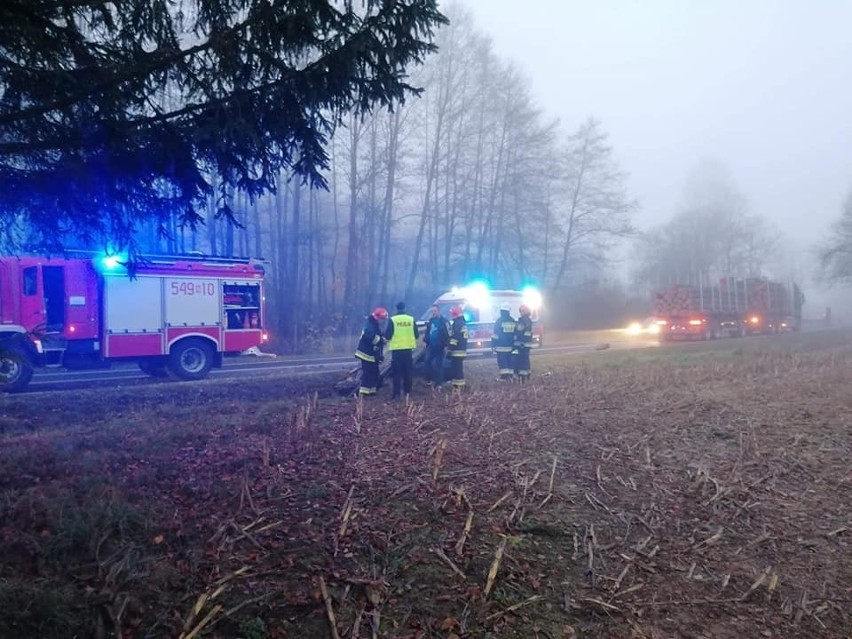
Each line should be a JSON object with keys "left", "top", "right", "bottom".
{"left": 355, "top": 307, "right": 388, "bottom": 396}
{"left": 385, "top": 302, "right": 418, "bottom": 400}
{"left": 513, "top": 303, "right": 534, "bottom": 381}
{"left": 448, "top": 305, "right": 468, "bottom": 388}
{"left": 491, "top": 306, "right": 516, "bottom": 381}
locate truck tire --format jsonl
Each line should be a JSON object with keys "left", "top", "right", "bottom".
{"left": 138, "top": 359, "right": 170, "bottom": 378}
{"left": 168, "top": 339, "right": 214, "bottom": 381}
{"left": 0, "top": 348, "right": 34, "bottom": 392}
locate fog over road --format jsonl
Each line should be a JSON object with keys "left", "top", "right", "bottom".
{"left": 21, "top": 330, "right": 660, "bottom": 394}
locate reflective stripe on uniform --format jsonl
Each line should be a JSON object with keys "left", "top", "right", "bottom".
{"left": 450, "top": 351, "right": 466, "bottom": 358}
{"left": 355, "top": 351, "right": 376, "bottom": 362}
{"left": 359, "top": 386, "right": 377, "bottom": 395}
{"left": 452, "top": 379, "right": 466, "bottom": 387}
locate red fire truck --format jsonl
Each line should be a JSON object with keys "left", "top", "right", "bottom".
{"left": 0, "top": 253, "right": 268, "bottom": 392}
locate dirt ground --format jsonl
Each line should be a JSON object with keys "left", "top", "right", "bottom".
{"left": 0, "top": 332, "right": 850, "bottom": 638}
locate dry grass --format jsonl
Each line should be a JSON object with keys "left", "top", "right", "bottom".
{"left": 0, "top": 332, "right": 850, "bottom": 638}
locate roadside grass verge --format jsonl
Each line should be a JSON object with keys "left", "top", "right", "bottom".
{"left": 0, "top": 334, "right": 849, "bottom": 637}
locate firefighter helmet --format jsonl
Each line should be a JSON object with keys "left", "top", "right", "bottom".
{"left": 371, "top": 307, "right": 389, "bottom": 320}
{"left": 518, "top": 304, "right": 531, "bottom": 315}
{"left": 499, "top": 305, "right": 511, "bottom": 312}
{"left": 450, "top": 305, "right": 464, "bottom": 319}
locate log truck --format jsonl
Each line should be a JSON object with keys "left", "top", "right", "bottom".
{"left": 653, "top": 277, "right": 804, "bottom": 341}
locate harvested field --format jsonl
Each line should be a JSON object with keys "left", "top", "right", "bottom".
{"left": 0, "top": 332, "right": 850, "bottom": 638}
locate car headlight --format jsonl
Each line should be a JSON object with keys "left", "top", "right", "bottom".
{"left": 626, "top": 322, "right": 643, "bottom": 335}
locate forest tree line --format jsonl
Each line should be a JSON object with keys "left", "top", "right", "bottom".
{"left": 4, "top": 2, "right": 842, "bottom": 349}
{"left": 136, "top": 7, "right": 638, "bottom": 346}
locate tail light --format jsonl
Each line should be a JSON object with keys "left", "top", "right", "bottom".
{"left": 688, "top": 319, "right": 703, "bottom": 326}
{"left": 261, "top": 332, "right": 269, "bottom": 342}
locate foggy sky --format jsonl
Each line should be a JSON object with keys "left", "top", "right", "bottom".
{"left": 455, "top": 0, "right": 852, "bottom": 248}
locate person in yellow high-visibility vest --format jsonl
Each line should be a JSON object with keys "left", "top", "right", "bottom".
{"left": 385, "top": 301, "right": 418, "bottom": 400}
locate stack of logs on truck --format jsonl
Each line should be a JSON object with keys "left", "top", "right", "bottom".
{"left": 653, "top": 277, "right": 804, "bottom": 340}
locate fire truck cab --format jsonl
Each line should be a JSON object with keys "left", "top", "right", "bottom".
{"left": 0, "top": 253, "right": 267, "bottom": 392}
{"left": 420, "top": 283, "right": 544, "bottom": 353}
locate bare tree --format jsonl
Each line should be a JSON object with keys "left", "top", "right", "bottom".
{"left": 819, "top": 190, "right": 852, "bottom": 284}
{"left": 88, "top": 4, "right": 641, "bottom": 351}
{"left": 404, "top": 29, "right": 457, "bottom": 294}
{"left": 342, "top": 114, "right": 366, "bottom": 320}
{"left": 633, "top": 160, "right": 780, "bottom": 289}
{"left": 549, "top": 118, "right": 636, "bottom": 294}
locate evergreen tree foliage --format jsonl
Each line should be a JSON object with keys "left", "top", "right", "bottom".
{"left": 0, "top": 0, "right": 447, "bottom": 253}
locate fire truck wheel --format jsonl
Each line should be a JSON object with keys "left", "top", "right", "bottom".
{"left": 168, "top": 339, "right": 214, "bottom": 380}
{"left": 0, "top": 348, "right": 34, "bottom": 392}
{"left": 138, "top": 359, "right": 170, "bottom": 378}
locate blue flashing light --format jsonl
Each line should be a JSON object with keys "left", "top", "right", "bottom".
{"left": 95, "top": 252, "right": 128, "bottom": 272}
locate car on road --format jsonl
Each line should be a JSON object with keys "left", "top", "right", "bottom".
{"left": 624, "top": 317, "right": 663, "bottom": 336}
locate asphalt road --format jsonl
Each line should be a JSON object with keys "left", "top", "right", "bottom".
{"left": 19, "top": 329, "right": 661, "bottom": 394}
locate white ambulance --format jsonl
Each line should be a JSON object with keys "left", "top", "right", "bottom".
{"left": 419, "top": 283, "right": 544, "bottom": 353}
